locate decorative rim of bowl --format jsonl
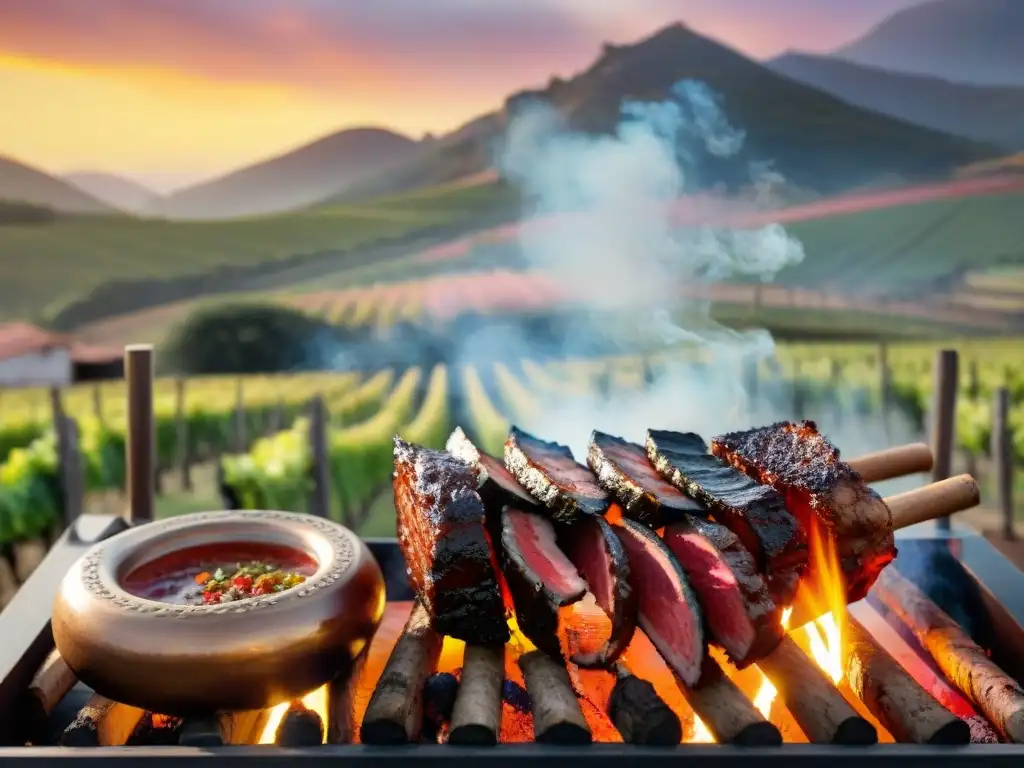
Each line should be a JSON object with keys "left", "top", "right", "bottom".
{"left": 81, "top": 509, "right": 358, "bottom": 619}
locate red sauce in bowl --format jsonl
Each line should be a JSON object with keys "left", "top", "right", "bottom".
{"left": 122, "top": 542, "right": 318, "bottom": 605}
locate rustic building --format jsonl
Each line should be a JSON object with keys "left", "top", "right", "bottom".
{"left": 0, "top": 323, "right": 122, "bottom": 387}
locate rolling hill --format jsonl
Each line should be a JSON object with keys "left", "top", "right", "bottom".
{"left": 770, "top": 53, "right": 1024, "bottom": 149}
{"left": 322, "top": 23, "right": 998, "bottom": 204}
{"left": 0, "top": 156, "right": 113, "bottom": 214}
{"left": 835, "top": 0, "right": 1024, "bottom": 86}
{"left": 64, "top": 172, "right": 161, "bottom": 214}
{"left": 147, "top": 128, "right": 426, "bottom": 220}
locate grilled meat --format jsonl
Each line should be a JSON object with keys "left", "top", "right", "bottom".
{"left": 712, "top": 421, "right": 895, "bottom": 603}
{"left": 663, "top": 517, "right": 782, "bottom": 667}
{"left": 613, "top": 518, "right": 705, "bottom": 687}
{"left": 500, "top": 507, "right": 588, "bottom": 658}
{"left": 392, "top": 438, "right": 510, "bottom": 646}
{"left": 587, "top": 431, "right": 706, "bottom": 528}
{"left": 646, "top": 430, "right": 807, "bottom": 606}
{"left": 558, "top": 515, "right": 638, "bottom": 667}
{"left": 505, "top": 427, "right": 609, "bottom": 522}
{"left": 447, "top": 427, "right": 539, "bottom": 511}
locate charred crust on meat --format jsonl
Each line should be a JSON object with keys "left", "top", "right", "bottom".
{"left": 712, "top": 420, "right": 861, "bottom": 504}
{"left": 645, "top": 429, "right": 807, "bottom": 606}
{"left": 587, "top": 430, "right": 706, "bottom": 528}
{"left": 505, "top": 427, "right": 609, "bottom": 521}
{"left": 393, "top": 438, "right": 510, "bottom": 646}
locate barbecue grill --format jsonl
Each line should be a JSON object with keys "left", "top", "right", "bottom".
{"left": 2, "top": 345, "right": 1024, "bottom": 765}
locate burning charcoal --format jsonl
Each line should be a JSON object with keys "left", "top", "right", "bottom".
{"left": 662, "top": 517, "right": 782, "bottom": 668}
{"left": 611, "top": 518, "right": 704, "bottom": 687}
{"left": 518, "top": 651, "right": 591, "bottom": 744}
{"left": 500, "top": 507, "right": 587, "bottom": 658}
{"left": 843, "top": 612, "right": 970, "bottom": 744}
{"left": 125, "top": 714, "right": 183, "bottom": 746}
{"left": 683, "top": 658, "right": 782, "bottom": 745}
{"left": 24, "top": 649, "right": 77, "bottom": 743}
{"left": 587, "top": 430, "right": 705, "bottom": 528}
{"left": 393, "top": 438, "right": 509, "bottom": 646}
{"left": 874, "top": 567, "right": 1024, "bottom": 743}
{"left": 505, "top": 427, "right": 609, "bottom": 521}
{"left": 450, "top": 646, "right": 504, "bottom": 746}
{"left": 422, "top": 672, "right": 460, "bottom": 743}
{"left": 646, "top": 429, "right": 807, "bottom": 605}
{"left": 59, "top": 693, "right": 146, "bottom": 747}
{"left": 757, "top": 635, "right": 877, "bottom": 744}
{"left": 328, "top": 653, "right": 366, "bottom": 744}
{"left": 217, "top": 710, "right": 272, "bottom": 746}
{"left": 178, "top": 716, "right": 223, "bottom": 747}
{"left": 361, "top": 601, "right": 443, "bottom": 745}
{"left": 852, "top": 601, "right": 1000, "bottom": 744}
{"left": 559, "top": 515, "right": 638, "bottom": 668}
{"left": 276, "top": 703, "right": 324, "bottom": 746}
{"left": 608, "top": 663, "right": 681, "bottom": 746}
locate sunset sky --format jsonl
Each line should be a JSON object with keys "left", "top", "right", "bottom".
{"left": 0, "top": 0, "right": 924, "bottom": 191}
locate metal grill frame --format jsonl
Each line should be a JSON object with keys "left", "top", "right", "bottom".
{"left": 1, "top": 516, "right": 1023, "bottom": 764}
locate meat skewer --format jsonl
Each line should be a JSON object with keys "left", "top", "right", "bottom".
{"left": 361, "top": 600, "right": 443, "bottom": 745}
{"left": 842, "top": 610, "right": 970, "bottom": 744}
{"left": 505, "top": 427, "right": 610, "bottom": 520}
{"left": 518, "top": 650, "right": 592, "bottom": 744}
{"left": 846, "top": 443, "right": 933, "bottom": 484}
{"left": 393, "top": 438, "right": 509, "bottom": 646}
{"left": 449, "top": 645, "right": 504, "bottom": 746}
{"left": 711, "top": 421, "right": 978, "bottom": 605}
{"left": 607, "top": 662, "right": 682, "bottom": 746}
{"left": 646, "top": 429, "right": 808, "bottom": 605}
{"left": 873, "top": 567, "right": 1024, "bottom": 743}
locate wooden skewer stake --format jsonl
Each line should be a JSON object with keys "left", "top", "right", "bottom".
{"left": 124, "top": 344, "right": 156, "bottom": 524}
{"left": 847, "top": 443, "right": 933, "bottom": 484}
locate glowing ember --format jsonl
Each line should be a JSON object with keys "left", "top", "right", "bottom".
{"left": 257, "top": 685, "right": 329, "bottom": 744}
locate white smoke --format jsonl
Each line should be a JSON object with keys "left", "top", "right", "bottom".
{"left": 489, "top": 79, "right": 920, "bottom": 481}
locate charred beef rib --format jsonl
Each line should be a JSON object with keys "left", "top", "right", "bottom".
{"left": 712, "top": 421, "right": 895, "bottom": 603}
{"left": 587, "top": 430, "right": 706, "bottom": 529}
{"left": 646, "top": 429, "right": 808, "bottom": 606}
{"left": 447, "top": 427, "right": 539, "bottom": 511}
{"left": 662, "top": 517, "right": 782, "bottom": 667}
{"left": 500, "top": 507, "right": 588, "bottom": 658}
{"left": 505, "top": 427, "right": 609, "bottom": 521}
{"left": 393, "top": 438, "right": 510, "bottom": 646}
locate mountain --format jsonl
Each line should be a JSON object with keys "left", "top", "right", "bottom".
{"left": 64, "top": 172, "right": 161, "bottom": 213}
{"left": 327, "top": 23, "right": 997, "bottom": 204}
{"left": 770, "top": 53, "right": 1024, "bottom": 149}
{"left": 148, "top": 128, "right": 424, "bottom": 219}
{"left": 835, "top": 0, "right": 1024, "bottom": 86}
{"left": 0, "top": 156, "right": 113, "bottom": 214}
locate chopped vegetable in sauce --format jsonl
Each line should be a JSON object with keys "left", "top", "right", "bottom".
{"left": 186, "top": 561, "right": 307, "bottom": 605}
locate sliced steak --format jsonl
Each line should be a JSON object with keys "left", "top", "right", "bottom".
{"left": 662, "top": 517, "right": 782, "bottom": 667}
{"left": 646, "top": 429, "right": 807, "bottom": 607}
{"left": 712, "top": 421, "right": 895, "bottom": 604}
{"left": 587, "top": 430, "right": 706, "bottom": 528}
{"left": 500, "top": 507, "right": 588, "bottom": 658}
{"left": 447, "top": 427, "right": 539, "bottom": 510}
{"left": 505, "top": 427, "right": 609, "bottom": 521}
{"left": 612, "top": 519, "right": 705, "bottom": 687}
{"left": 559, "top": 515, "right": 638, "bottom": 667}
{"left": 393, "top": 438, "right": 509, "bottom": 646}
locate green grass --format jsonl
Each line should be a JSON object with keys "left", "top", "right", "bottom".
{"left": 0, "top": 180, "right": 509, "bottom": 321}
